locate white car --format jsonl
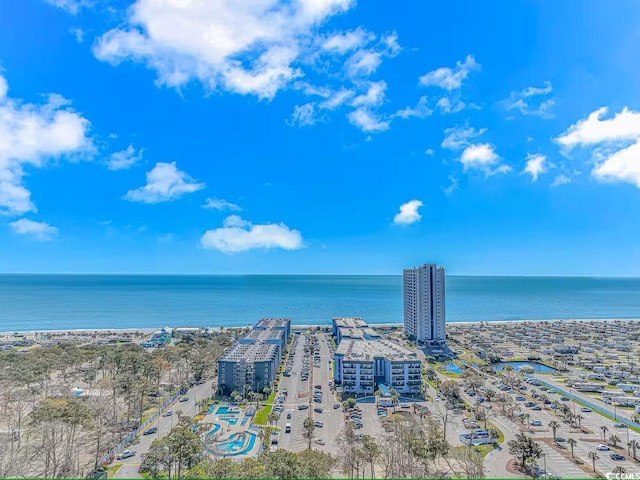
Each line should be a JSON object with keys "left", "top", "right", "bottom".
{"left": 596, "top": 444, "right": 610, "bottom": 451}
{"left": 314, "top": 439, "right": 326, "bottom": 445}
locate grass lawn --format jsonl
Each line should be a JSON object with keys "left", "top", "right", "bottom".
{"left": 108, "top": 465, "right": 121, "bottom": 477}
{"left": 253, "top": 391, "right": 277, "bottom": 425}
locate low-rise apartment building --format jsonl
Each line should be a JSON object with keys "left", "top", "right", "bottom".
{"left": 217, "top": 318, "right": 291, "bottom": 396}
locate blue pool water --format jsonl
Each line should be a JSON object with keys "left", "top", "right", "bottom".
{"left": 205, "top": 423, "right": 221, "bottom": 439}
{"left": 492, "top": 361, "right": 556, "bottom": 373}
{"left": 220, "top": 417, "right": 238, "bottom": 425}
{"left": 445, "top": 362, "right": 462, "bottom": 373}
{"left": 216, "top": 432, "right": 257, "bottom": 456}
{"left": 216, "top": 406, "right": 231, "bottom": 414}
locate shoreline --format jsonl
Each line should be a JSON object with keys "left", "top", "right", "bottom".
{"left": 2, "top": 317, "right": 639, "bottom": 337}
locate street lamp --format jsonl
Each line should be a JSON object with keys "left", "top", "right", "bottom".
{"left": 542, "top": 453, "right": 547, "bottom": 476}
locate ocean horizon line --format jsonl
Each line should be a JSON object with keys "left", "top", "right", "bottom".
{"left": 2, "top": 272, "right": 640, "bottom": 279}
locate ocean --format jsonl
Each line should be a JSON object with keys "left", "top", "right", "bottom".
{"left": 1, "top": 275, "right": 640, "bottom": 332}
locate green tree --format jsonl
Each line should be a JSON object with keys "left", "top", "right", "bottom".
{"left": 567, "top": 438, "right": 577, "bottom": 459}
{"left": 609, "top": 434, "right": 621, "bottom": 448}
{"left": 303, "top": 416, "right": 316, "bottom": 450}
{"left": 588, "top": 451, "right": 599, "bottom": 472}
{"left": 298, "top": 449, "right": 335, "bottom": 479}
{"left": 601, "top": 425, "right": 609, "bottom": 442}
{"left": 507, "top": 432, "right": 542, "bottom": 470}
{"left": 549, "top": 420, "right": 561, "bottom": 439}
{"left": 359, "top": 435, "right": 381, "bottom": 479}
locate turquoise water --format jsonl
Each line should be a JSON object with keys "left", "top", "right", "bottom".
{"left": 220, "top": 417, "right": 238, "bottom": 425}
{"left": 205, "top": 423, "right": 221, "bottom": 438}
{"left": 1, "top": 274, "right": 640, "bottom": 331}
{"left": 492, "top": 361, "right": 556, "bottom": 373}
{"left": 216, "top": 406, "right": 231, "bottom": 414}
{"left": 216, "top": 432, "right": 256, "bottom": 456}
{"left": 445, "top": 362, "right": 462, "bottom": 373}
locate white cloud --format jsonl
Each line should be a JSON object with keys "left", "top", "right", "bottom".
{"left": 550, "top": 174, "right": 571, "bottom": 187}
{"left": 522, "top": 153, "right": 551, "bottom": 181}
{"left": 436, "top": 96, "right": 466, "bottom": 114}
{"left": 9, "top": 218, "right": 58, "bottom": 240}
{"left": 557, "top": 107, "right": 640, "bottom": 188}
{"left": 0, "top": 73, "right": 92, "bottom": 216}
{"left": 419, "top": 55, "right": 479, "bottom": 91}
{"left": 347, "top": 108, "right": 389, "bottom": 133}
{"left": 459, "top": 143, "right": 510, "bottom": 175}
{"left": 557, "top": 107, "right": 640, "bottom": 147}
{"left": 322, "top": 27, "right": 374, "bottom": 54}
{"left": 344, "top": 32, "right": 400, "bottom": 79}
{"left": 442, "top": 176, "right": 458, "bottom": 196}
{"left": 106, "top": 145, "right": 143, "bottom": 170}
{"left": 392, "top": 96, "right": 432, "bottom": 119}
{"left": 200, "top": 215, "right": 304, "bottom": 253}
{"left": 93, "top": 0, "right": 358, "bottom": 100}
{"left": 125, "top": 161, "right": 204, "bottom": 203}
{"left": 393, "top": 199, "right": 423, "bottom": 225}
{"left": 70, "top": 28, "right": 84, "bottom": 43}
{"left": 319, "top": 88, "right": 354, "bottom": 110}
{"left": 591, "top": 141, "right": 640, "bottom": 187}
{"left": 504, "top": 81, "right": 554, "bottom": 118}
{"left": 441, "top": 126, "right": 486, "bottom": 150}
{"left": 287, "top": 103, "right": 319, "bottom": 127}
{"left": 45, "top": 0, "right": 92, "bottom": 14}
{"left": 351, "top": 81, "right": 386, "bottom": 107}
{"left": 424, "top": 148, "right": 435, "bottom": 155}
{"left": 203, "top": 197, "right": 241, "bottom": 211}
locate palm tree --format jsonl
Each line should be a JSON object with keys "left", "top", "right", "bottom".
{"left": 631, "top": 439, "right": 639, "bottom": 460}
{"left": 574, "top": 414, "right": 583, "bottom": 429}
{"left": 567, "top": 438, "right": 577, "bottom": 459}
{"left": 390, "top": 389, "right": 400, "bottom": 413}
{"left": 521, "top": 413, "right": 530, "bottom": 425}
{"left": 613, "top": 466, "right": 626, "bottom": 475}
{"left": 588, "top": 451, "right": 599, "bottom": 472}
{"left": 609, "top": 435, "right": 621, "bottom": 448}
{"left": 549, "top": 420, "right": 561, "bottom": 439}
{"left": 303, "top": 416, "right": 315, "bottom": 450}
{"left": 601, "top": 425, "right": 609, "bottom": 442}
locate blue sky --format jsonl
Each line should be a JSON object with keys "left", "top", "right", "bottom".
{"left": 1, "top": 0, "right": 640, "bottom": 275}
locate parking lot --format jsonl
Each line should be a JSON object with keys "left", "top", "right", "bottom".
{"left": 494, "top": 377, "right": 640, "bottom": 476}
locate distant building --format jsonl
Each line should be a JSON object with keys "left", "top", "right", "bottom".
{"left": 217, "top": 318, "right": 291, "bottom": 396}
{"left": 403, "top": 263, "right": 446, "bottom": 346}
{"left": 332, "top": 317, "right": 380, "bottom": 344}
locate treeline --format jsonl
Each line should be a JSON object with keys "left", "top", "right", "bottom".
{"left": 0, "top": 332, "right": 233, "bottom": 478}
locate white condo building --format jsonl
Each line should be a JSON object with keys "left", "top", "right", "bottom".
{"left": 403, "top": 263, "right": 446, "bottom": 345}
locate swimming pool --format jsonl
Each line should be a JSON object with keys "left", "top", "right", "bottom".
{"left": 220, "top": 417, "right": 238, "bottom": 425}
{"left": 445, "top": 362, "right": 462, "bottom": 373}
{"left": 205, "top": 423, "right": 222, "bottom": 440}
{"left": 216, "top": 405, "right": 240, "bottom": 414}
{"left": 215, "top": 432, "right": 257, "bottom": 456}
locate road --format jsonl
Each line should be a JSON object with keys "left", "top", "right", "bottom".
{"left": 112, "top": 378, "right": 216, "bottom": 478}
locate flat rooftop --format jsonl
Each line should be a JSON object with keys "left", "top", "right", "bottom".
{"left": 333, "top": 317, "right": 368, "bottom": 329}
{"left": 336, "top": 338, "right": 419, "bottom": 362}
{"left": 241, "top": 328, "right": 285, "bottom": 343}
{"left": 219, "top": 341, "right": 279, "bottom": 363}
{"left": 254, "top": 318, "right": 291, "bottom": 329}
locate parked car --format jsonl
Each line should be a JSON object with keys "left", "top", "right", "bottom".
{"left": 611, "top": 453, "right": 625, "bottom": 460}
{"left": 314, "top": 407, "right": 323, "bottom": 413}
{"left": 314, "top": 420, "right": 324, "bottom": 428}
{"left": 163, "top": 410, "right": 173, "bottom": 417}
{"left": 333, "top": 403, "right": 341, "bottom": 409}
{"left": 298, "top": 404, "right": 309, "bottom": 410}
{"left": 143, "top": 427, "right": 158, "bottom": 435}
{"left": 596, "top": 444, "right": 610, "bottom": 451}
{"left": 179, "top": 397, "right": 189, "bottom": 402}
{"left": 287, "top": 412, "right": 292, "bottom": 419}
{"left": 581, "top": 407, "right": 592, "bottom": 412}
{"left": 613, "top": 422, "right": 627, "bottom": 428}
{"left": 314, "top": 439, "right": 326, "bottom": 445}
{"left": 117, "top": 450, "right": 136, "bottom": 460}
